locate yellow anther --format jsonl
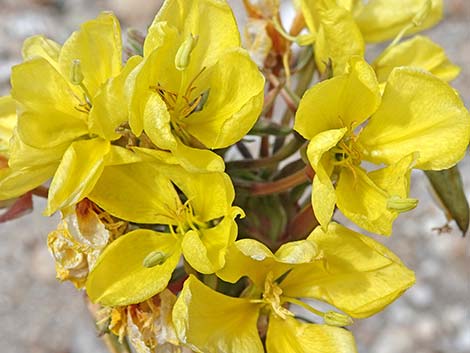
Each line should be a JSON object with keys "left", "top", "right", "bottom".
{"left": 70, "top": 59, "right": 84, "bottom": 85}
{"left": 175, "top": 34, "right": 199, "bottom": 71}
{"left": 263, "top": 273, "right": 293, "bottom": 319}
{"left": 324, "top": 311, "right": 353, "bottom": 327}
{"left": 143, "top": 251, "right": 167, "bottom": 268}
{"left": 387, "top": 196, "right": 419, "bottom": 213}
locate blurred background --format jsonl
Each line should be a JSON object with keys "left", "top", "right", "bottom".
{"left": 0, "top": 1, "right": 469, "bottom": 352}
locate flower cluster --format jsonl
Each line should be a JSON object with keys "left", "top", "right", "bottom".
{"left": 0, "top": 0, "right": 469, "bottom": 352}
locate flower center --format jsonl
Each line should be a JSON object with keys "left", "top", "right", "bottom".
{"left": 149, "top": 34, "right": 210, "bottom": 147}
{"left": 260, "top": 272, "right": 293, "bottom": 319}
{"left": 169, "top": 199, "right": 208, "bottom": 237}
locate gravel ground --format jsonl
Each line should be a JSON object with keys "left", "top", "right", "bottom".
{"left": 0, "top": 1, "right": 469, "bottom": 352}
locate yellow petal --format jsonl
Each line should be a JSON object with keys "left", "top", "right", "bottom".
{"left": 86, "top": 229, "right": 181, "bottom": 306}
{"left": 129, "top": 24, "right": 180, "bottom": 136}
{"left": 172, "top": 139, "right": 225, "bottom": 173}
{"left": 313, "top": 2, "right": 365, "bottom": 75}
{"left": 8, "top": 130, "right": 67, "bottom": 169}
{"left": 89, "top": 55, "right": 143, "bottom": 140}
{"left": 184, "top": 48, "right": 265, "bottom": 149}
{"left": 11, "top": 58, "right": 88, "bottom": 148}
{"left": 0, "top": 164, "right": 57, "bottom": 200}
{"left": 22, "top": 35, "right": 61, "bottom": 68}
{"left": 142, "top": 93, "right": 177, "bottom": 151}
{"left": 181, "top": 213, "right": 240, "bottom": 274}
{"left": 88, "top": 162, "right": 180, "bottom": 225}
{"left": 0, "top": 96, "right": 17, "bottom": 154}
{"left": 373, "top": 35, "right": 460, "bottom": 82}
{"left": 359, "top": 67, "right": 470, "bottom": 170}
{"left": 311, "top": 169, "right": 336, "bottom": 230}
{"left": 217, "top": 238, "right": 318, "bottom": 288}
{"left": 172, "top": 275, "right": 263, "bottom": 353}
{"left": 58, "top": 12, "right": 122, "bottom": 96}
{"left": 354, "top": 0, "right": 443, "bottom": 43}
{"left": 305, "top": 130, "right": 345, "bottom": 229}
{"left": 165, "top": 169, "right": 235, "bottom": 222}
{"left": 294, "top": 58, "right": 380, "bottom": 139}
{"left": 368, "top": 153, "right": 417, "bottom": 198}
{"left": 335, "top": 166, "right": 397, "bottom": 235}
{"left": 281, "top": 222, "right": 416, "bottom": 318}
{"left": 46, "top": 138, "right": 111, "bottom": 215}
{"left": 266, "top": 315, "right": 357, "bottom": 353}
{"left": 146, "top": 0, "right": 240, "bottom": 78}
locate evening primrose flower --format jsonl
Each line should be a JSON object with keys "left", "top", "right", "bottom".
{"left": 294, "top": 56, "right": 470, "bottom": 234}
{"left": 173, "top": 222, "right": 415, "bottom": 352}
{"left": 1, "top": 13, "right": 142, "bottom": 214}
{"left": 129, "top": 0, "right": 265, "bottom": 171}
{"left": 86, "top": 161, "right": 242, "bottom": 306}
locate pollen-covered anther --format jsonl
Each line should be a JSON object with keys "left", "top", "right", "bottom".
{"left": 386, "top": 195, "right": 419, "bottom": 213}
{"left": 143, "top": 251, "right": 168, "bottom": 268}
{"left": 323, "top": 311, "right": 353, "bottom": 327}
{"left": 262, "top": 272, "right": 293, "bottom": 319}
{"left": 70, "top": 59, "right": 93, "bottom": 110}
{"left": 175, "top": 34, "right": 199, "bottom": 71}
{"left": 70, "top": 59, "right": 85, "bottom": 85}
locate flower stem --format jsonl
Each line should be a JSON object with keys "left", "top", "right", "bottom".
{"left": 227, "top": 133, "right": 305, "bottom": 170}
{"left": 239, "top": 167, "right": 309, "bottom": 196}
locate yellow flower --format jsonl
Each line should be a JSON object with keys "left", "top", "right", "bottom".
{"left": 1, "top": 13, "right": 142, "bottom": 214}
{"left": 294, "top": 57, "right": 470, "bottom": 234}
{"left": 129, "top": 0, "right": 265, "bottom": 171}
{"left": 299, "top": 0, "right": 365, "bottom": 74}
{"left": 172, "top": 222, "right": 415, "bottom": 352}
{"left": 86, "top": 162, "right": 243, "bottom": 306}
{"left": 373, "top": 35, "right": 460, "bottom": 83}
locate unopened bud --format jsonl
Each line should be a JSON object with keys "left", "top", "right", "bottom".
{"left": 324, "top": 311, "right": 353, "bottom": 327}
{"left": 387, "top": 196, "right": 418, "bottom": 213}
{"left": 70, "top": 59, "right": 84, "bottom": 85}
{"left": 175, "top": 34, "right": 199, "bottom": 71}
{"left": 412, "top": 0, "right": 432, "bottom": 26}
{"left": 143, "top": 251, "right": 167, "bottom": 268}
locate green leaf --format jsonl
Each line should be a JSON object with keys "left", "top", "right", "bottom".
{"left": 425, "top": 165, "right": 469, "bottom": 236}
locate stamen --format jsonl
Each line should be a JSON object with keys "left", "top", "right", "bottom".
{"left": 70, "top": 59, "right": 93, "bottom": 107}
